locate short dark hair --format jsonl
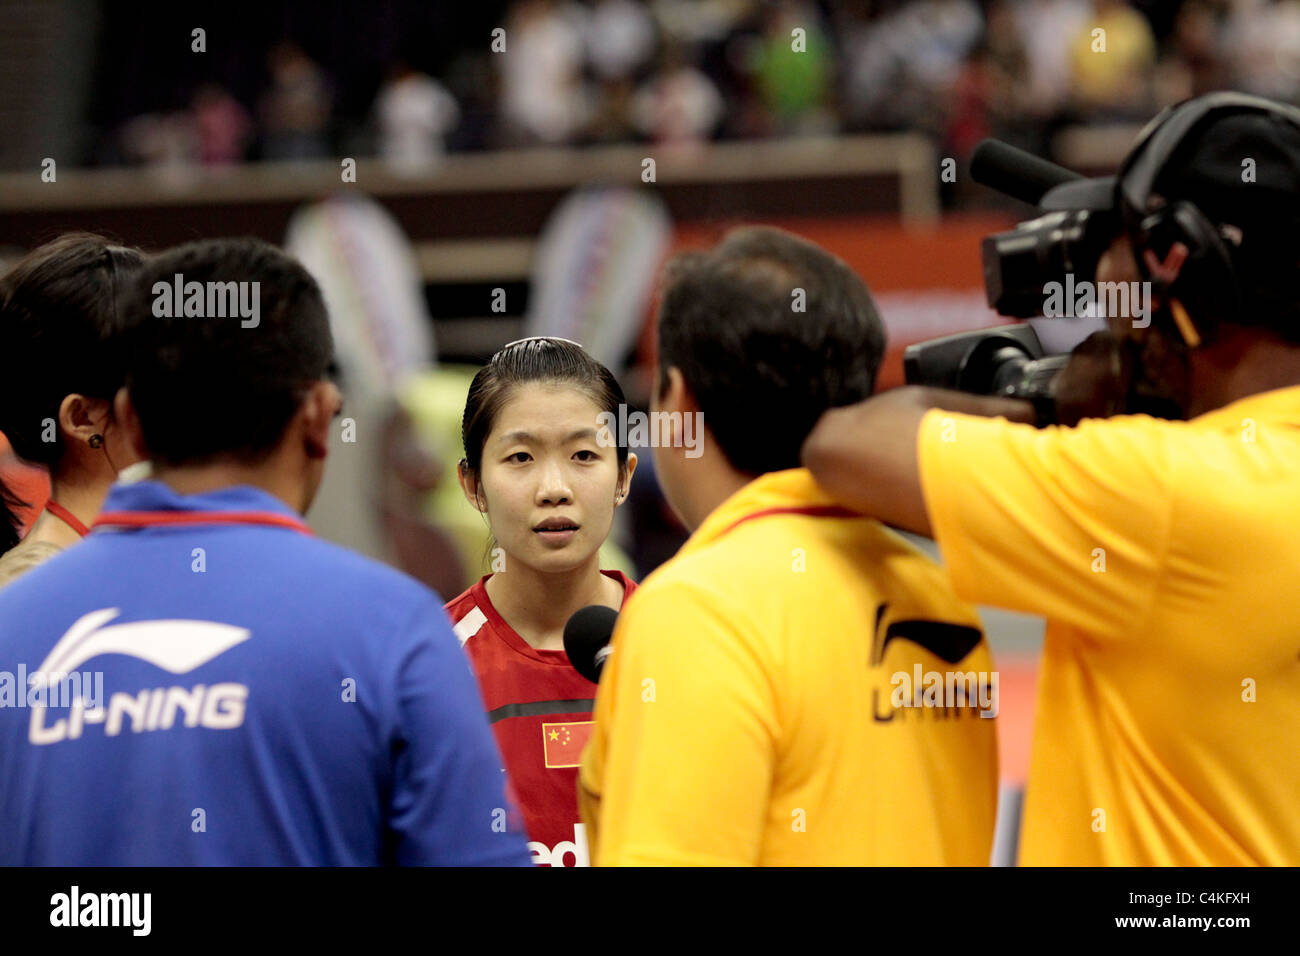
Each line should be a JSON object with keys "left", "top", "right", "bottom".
{"left": 656, "top": 226, "right": 885, "bottom": 475}
{"left": 0, "top": 232, "right": 145, "bottom": 467}
{"left": 118, "top": 237, "right": 335, "bottom": 467}
{"left": 461, "top": 336, "right": 629, "bottom": 477}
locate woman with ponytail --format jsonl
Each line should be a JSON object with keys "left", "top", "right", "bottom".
{"left": 0, "top": 234, "right": 146, "bottom": 586}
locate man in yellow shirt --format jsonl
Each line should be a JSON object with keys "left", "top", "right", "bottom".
{"left": 804, "top": 95, "right": 1300, "bottom": 865}
{"left": 578, "top": 226, "right": 998, "bottom": 866}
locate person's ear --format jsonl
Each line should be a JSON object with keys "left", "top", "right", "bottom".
{"left": 616, "top": 452, "right": 638, "bottom": 505}
{"left": 661, "top": 367, "right": 697, "bottom": 412}
{"left": 112, "top": 387, "right": 149, "bottom": 461}
{"left": 301, "top": 381, "right": 340, "bottom": 460}
{"left": 457, "top": 458, "right": 488, "bottom": 513}
{"left": 58, "top": 393, "right": 111, "bottom": 452}
{"left": 658, "top": 367, "right": 698, "bottom": 446}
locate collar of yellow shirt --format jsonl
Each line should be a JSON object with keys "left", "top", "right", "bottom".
{"left": 677, "top": 467, "right": 860, "bottom": 559}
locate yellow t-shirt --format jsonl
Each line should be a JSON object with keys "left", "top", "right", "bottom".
{"left": 579, "top": 468, "right": 998, "bottom": 865}
{"left": 917, "top": 386, "right": 1300, "bottom": 865}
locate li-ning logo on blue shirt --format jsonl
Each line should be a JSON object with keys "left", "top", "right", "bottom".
{"left": 29, "top": 608, "right": 251, "bottom": 746}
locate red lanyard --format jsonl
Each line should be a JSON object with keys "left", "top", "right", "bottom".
{"left": 717, "top": 504, "right": 859, "bottom": 540}
{"left": 44, "top": 500, "right": 90, "bottom": 538}
{"left": 91, "top": 510, "right": 313, "bottom": 535}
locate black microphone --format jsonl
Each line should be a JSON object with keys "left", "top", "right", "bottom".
{"left": 563, "top": 605, "right": 618, "bottom": 684}
{"left": 970, "top": 139, "right": 1084, "bottom": 207}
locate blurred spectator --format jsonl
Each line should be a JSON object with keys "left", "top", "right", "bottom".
{"left": 1156, "top": 0, "right": 1229, "bottom": 103}
{"left": 500, "top": 0, "right": 589, "bottom": 145}
{"left": 586, "top": 0, "right": 658, "bottom": 80}
{"left": 586, "top": 77, "right": 641, "bottom": 143}
{"left": 441, "top": 51, "right": 501, "bottom": 151}
{"left": 581, "top": 0, "right": 658, "bottom": 145}
{"left": 119, "top": 112, "right": 197, "bottom": 169}
{"left": 842, "top": 0, "right": 983, "bottom": 132}
{"left": 1223, "top": 0, "right": 1300, "bottom": 102}
{"left": 1067, "top": 0, "right": 1157, "bottom": 120}
{"left": 1014, "top": 0, "right": 1091, "bottom": 120}
{"left": 651, "top": 0, "right": 749, "bottom": 45}
{"left": 259, "top": 42, "right": 332, "bottom": 160}
{"left": 748, "top": 1, "right": 836, "bottom": 135}
{"left": 946, "top": 42, "right": 994, "bottom": 163}
{"left": 374, "top": 62, "right": 460, "bottom": 174}
{"left": 632, "top": 41, "right": 725, "bottom": 144}
{"left": 941, "top": 2, "right": 1035, "bottom": 206}
{"left": 191, "top": 83, "right": 253, "bottom": 167}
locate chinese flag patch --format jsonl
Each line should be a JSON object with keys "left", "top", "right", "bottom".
{"left": 542, "top": 721, "right": 595, "bottom": 769}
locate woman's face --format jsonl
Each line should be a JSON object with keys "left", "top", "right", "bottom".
{"left": 464, "top": 383, "right": 635, "bottom": 575}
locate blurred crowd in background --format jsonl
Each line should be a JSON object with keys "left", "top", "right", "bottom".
{"left": 77, "top": 0, "right": 1300, "bottom": 193}
{"left": 8, "top": 0, "right": 1290, "bottom": 590}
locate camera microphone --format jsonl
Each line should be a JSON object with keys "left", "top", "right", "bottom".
{"left": 970, "top": 139, "right": 1084, "bottom": 207}
{"left": 563, "top": 605, "right": 619, "bottom": 684}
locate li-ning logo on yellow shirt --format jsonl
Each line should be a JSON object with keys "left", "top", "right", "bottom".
{"left": 542, "top": 720, "right": 595, "bottom": 768}
{"left": 870, "top": 603, "right": 995, "bottom": 720}
{"left": 869, "top": 603, "right": 982, "bottom": 666}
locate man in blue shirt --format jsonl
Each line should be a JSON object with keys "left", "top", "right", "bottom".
{"left": 0, "top": 237, "right": 531, "bottom": 866}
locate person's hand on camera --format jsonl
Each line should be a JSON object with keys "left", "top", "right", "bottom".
{"left": 1053, "top": 330, "right": 1133, "bottom": 426}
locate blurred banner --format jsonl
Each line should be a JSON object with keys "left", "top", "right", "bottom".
{"left": 526, "top": 185, "right": 672, "bottom": 373}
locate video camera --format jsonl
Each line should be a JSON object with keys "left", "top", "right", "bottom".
{"left": 903, "top": 140, "right": 1120, "bottom": 423}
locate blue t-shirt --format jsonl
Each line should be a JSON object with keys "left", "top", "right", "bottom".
{"left": 0, "top": 480, "right": 531, "bottom": 866}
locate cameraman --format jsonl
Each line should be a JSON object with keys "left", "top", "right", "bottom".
{"left": 803, "top": 93, "right": 1300, "bottom": 866}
